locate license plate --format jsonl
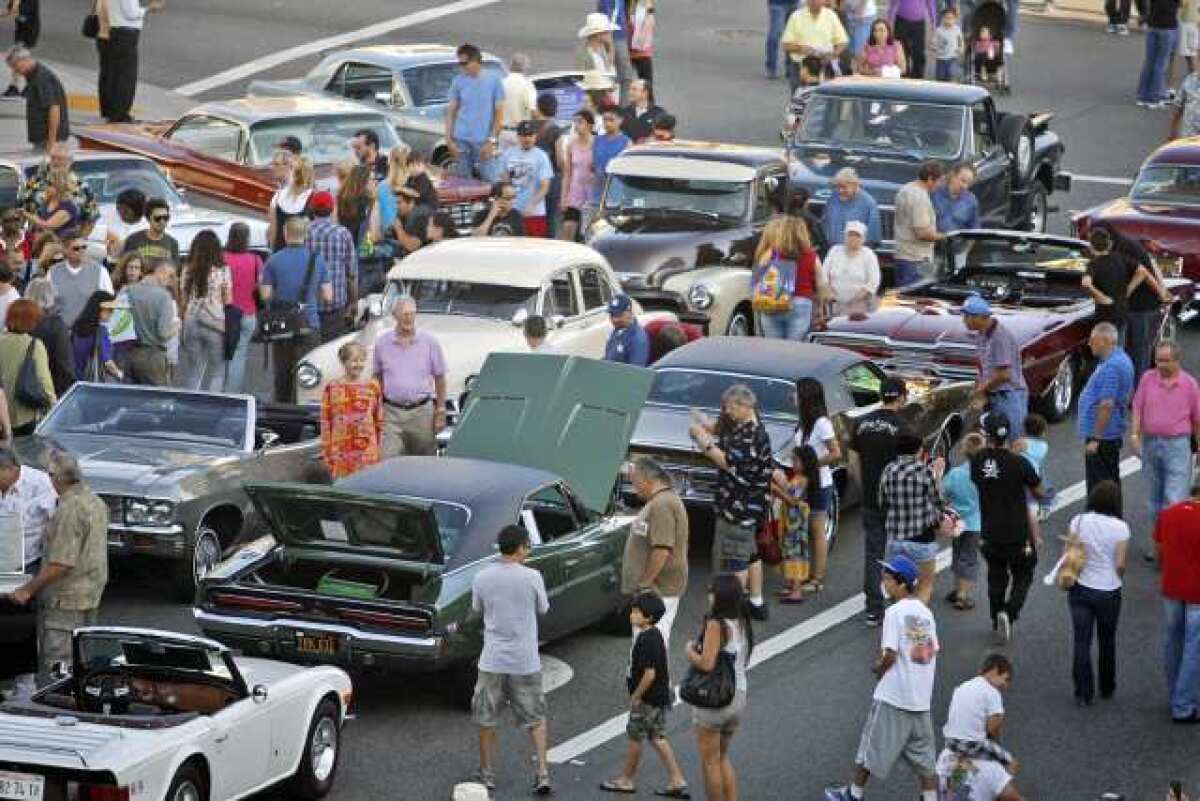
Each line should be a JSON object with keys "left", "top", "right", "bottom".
{"left": 295, "top": 632, "right": 339, "bottom": 657}
{"left": 0, "top": 771, "right": 44, "bottom": 801}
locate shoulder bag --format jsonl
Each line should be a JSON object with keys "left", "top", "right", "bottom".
{"left": 678, "top": 619, "right": 737, "bottom": 709}
{"left": 82, "top": 0, "right": 101, "bottom": 38}
{"left": 16, "top": 337, "right": 51, "bottom": 410}
{"left": 1056, "top": 519, "right": 1089, "bottom": 591}
{"left": 257, "top": 252, "right": 317, "bottom": 342}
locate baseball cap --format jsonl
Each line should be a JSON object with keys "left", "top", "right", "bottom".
{"left": 878, "top": 554, "right": 919, "bottom": 587}
{"left": 516, "top": 120, "right": 538, "bottom": 136}
{"left": 962, "top": 293, "right": 992, "bottom": 317}
{"left": 309, "top": 190, "right": 335, "bottom": 215}
{"left": 981, "top": 410, "right": 1010, "bottom": 440}
{"left": 844, "top": 219, "right": 867, "bottom": 238}
{"left": 880, "top": 376, "right": 906, "bottom": 401}
{"left": 607, "top": 293, "right": 633, "bottom": 315}
{"left": 631, "top": 590, "right": 666, "bottom": 624}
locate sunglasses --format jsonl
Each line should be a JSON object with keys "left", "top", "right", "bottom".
{"left": 69, "top": 245, "right": 87, "bottom": 251}
{"left": 457, "top": 59, "right": 470, "bottom": 67}
{"left": 151, "top": 215, "right": 170, "bottom": 223}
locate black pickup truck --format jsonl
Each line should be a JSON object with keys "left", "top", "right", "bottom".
{"left": 786, "top": 78, "right": 1071, "bottom": 240}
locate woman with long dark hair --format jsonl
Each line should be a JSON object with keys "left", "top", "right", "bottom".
{"left": 685, "top": 573, "right": 753, "bottom": 801}
{"left": 856, "top": 18, "right": 907, "bottom": 77}
{"left": 223, "top": 222, "right": 262, "bottom": 394}
{"left": 71, "top": 290, "right": 122, "bottom": 382}
{"left": 794, "top": 377, "right": 841, "bottom": 594}
{"left": 176, "top": 229, "right": 231, "bottom": 391}
{"left": 336, "top": 162, "right": 374, "bottom": 248}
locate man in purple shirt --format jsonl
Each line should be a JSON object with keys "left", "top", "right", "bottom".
{"left": 372, "top": 296, "right": 447, "bottom": 457}
{"left": 962, "top": 294, "right": 1027, "bottom": 444}
{"left": 887, "top": 0, "right": 937, "bottom": 78}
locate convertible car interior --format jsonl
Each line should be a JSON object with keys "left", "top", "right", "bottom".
{"left": 906, "top": 238, "right": 1091, "bottom": 308}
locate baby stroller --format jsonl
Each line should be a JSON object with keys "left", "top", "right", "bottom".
{"left": 964, "top": 0, "right": 1011, "bottom": 93}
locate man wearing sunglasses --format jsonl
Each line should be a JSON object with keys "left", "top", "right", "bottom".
{"left": 121, "top": 197, "right": 179, "bottom": 268}
{"left": 48, "top": 234, "right": 112, "bottom": 327}
{"left": 444, "top": 43, "right": 505, "bottom": 183}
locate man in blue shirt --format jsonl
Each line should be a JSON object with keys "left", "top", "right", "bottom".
{"left": 604, "top": 294, "right": 650, "bottom": 366}
{"left": 445, "top": 43, "right": 505, "bottom": 183}
{"left": 931, "top": 163, "right": 982, "bottom": 232}
{"left": 260, "top": 217, "right": 332, "bottom": 402}
{"left": 593, "top": 110, "right": 631, "bottom": 204}
{"left": 596, "top": 0, "right": 633, "bottom": 103}
{"left": 1077, "top": 321, "right": 1134, "bottom": 515}
{"left": 822, "top": 167, "right": 882, "bottom": 247}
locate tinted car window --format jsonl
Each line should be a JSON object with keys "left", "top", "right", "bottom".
{"left": 602, "top": 174, "right": 750, "bottom": 218}
{"left": 522, "top": 484, "right": 578, "bottom": 544}
{"left": 167, "top": 115, "right": 244, "bottom": 161}
{"left": 246, "top": 115, "right": 400, "bottom": 166}
{"left": 386, "top": 278, "right": 537, "bottom": 321}
{"left": 328, "top": 62, "right": 395, "bottom": 104}
{"left": 578, "top": 266, "right": 613, "bottom": 312}
{"left": 1131, "top": 165, "right": 1200, "bottom": 206}
{"left": 41, "top": 385, "right": 250, "bottom": 447}
{"left": 544, "top": 273, "right": 579, "bottom": 317}
{"left": 402, "top": 59, "right": 504, "bottom": 107}
{"left": 797, "top": 96, "right": 965, "bottom": 160}
{"left": 648, "top": 368, "right": 798, "bottom": 419}
{"left": 66, "top": 159, "right": 183, "bottom": 205}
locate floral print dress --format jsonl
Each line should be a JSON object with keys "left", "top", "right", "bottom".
{"left": 321, "top": 379, "right": 383, "bottom": 479}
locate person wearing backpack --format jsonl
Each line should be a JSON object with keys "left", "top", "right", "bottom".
{"left": 259, "top": 217, "right": 331, "bottom": 403}
{"left": 752, "top": 216, "right": 823, "bottom": 341}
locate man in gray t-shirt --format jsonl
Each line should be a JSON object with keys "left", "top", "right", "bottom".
{"left": 892, "top": 161, "right": 945, "bottom": 287}
{"left": 125, "top": 263, "right": 179, "bottom": 386}
{"left": 469, "top": 525, "right": 552, "bottom": 794}
{"left": 963, "top": 293, "right": 1027, "bottom": 442}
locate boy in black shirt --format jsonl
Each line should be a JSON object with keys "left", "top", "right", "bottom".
{"left": 970, "top": 411, "right": 1049, "bottom": 645}
{"left": 601, "top": 591, "right": 690, "bottom": 797}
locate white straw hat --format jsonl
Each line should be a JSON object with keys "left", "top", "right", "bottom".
{"left": 578, "top": 11, "right": 618, "bottom": 38}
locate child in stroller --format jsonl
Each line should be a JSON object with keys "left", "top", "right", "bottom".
{"left": 966, "top": 0, "right": 1011, "bottom": 91}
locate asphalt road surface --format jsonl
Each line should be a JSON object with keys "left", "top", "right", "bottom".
{"left": 24, "top": 1, "right": 1199, "bottom": 799}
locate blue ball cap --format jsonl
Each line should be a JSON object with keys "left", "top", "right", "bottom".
{"left": 607, "top": 293, "right": 633, "bottom": 315}
{"left": 878, "top": 554, "right": 920, "bottom": 587}
{"left": 962, "top": 293, "right": 992, "bottom": 317}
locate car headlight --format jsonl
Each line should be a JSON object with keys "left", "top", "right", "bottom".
{"left": 296, "top": 361, "right": 322, "bottom": 390}
{"left": 124, "top": 498, "right": 175, "bottom": 526}
{"left": 688, "top": 284, "right": 714, "bottom": 311}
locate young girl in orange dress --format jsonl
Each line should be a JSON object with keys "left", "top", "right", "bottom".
{"left": 321, "top": 342, "right": 383, "bottom": 479}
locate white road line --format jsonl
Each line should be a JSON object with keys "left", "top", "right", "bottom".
{"left": 547, "top": 454, "right": 1144, "bottom": 765}
{"left": 542, "top": 655, "right": 574, "bottom": 694}
{"left": 173, "top": 0, "right": 503, "bottom": 97}
{"left": 1071, "top": 174, "right": 1134, "bottom": 187}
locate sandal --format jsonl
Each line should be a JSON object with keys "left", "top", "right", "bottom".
{"left": 780, "top": 592, "right": 806, "bottom": 604}
{"left": 801, "top": 579, "right": 825, "bottom": 595}
{"left": 601, "top": 780, "right": 637, "bottom": 794}
{"left": 654, "top": 786, "right": 692, "bottom": 799}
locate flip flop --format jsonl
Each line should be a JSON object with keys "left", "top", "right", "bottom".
{"left": 654, "top": 787, "right": 692, "bottom": 799}
{"left": 780, "top": 593, "right": 806, "bottom": 604}
{"left": 600, "top": 781, "right": 637, "bottom": 794}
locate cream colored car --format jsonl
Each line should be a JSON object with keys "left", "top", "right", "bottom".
{"left": 294, "top": 237, "right": 670, "bottom": 414}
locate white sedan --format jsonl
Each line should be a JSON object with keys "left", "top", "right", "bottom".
{"left": 0, "top": 627, "right": 351, "bottom": 801}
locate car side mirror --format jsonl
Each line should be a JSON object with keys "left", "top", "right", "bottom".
{"left": 251, "top": 684, "right": 268, "bottom": 703}
{"left": 50, "top": 660, "right": 69, "bottom": 680}
{"left": 511, "top": 307, "right": 529, "bottom": 327}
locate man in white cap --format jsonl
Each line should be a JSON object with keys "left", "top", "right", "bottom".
{"left": 822, "top": 219, "right": 881, "bottom": 316}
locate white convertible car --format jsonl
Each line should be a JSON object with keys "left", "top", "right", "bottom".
{"left": 0, "top": 627, "right": 351, "bottom": 801}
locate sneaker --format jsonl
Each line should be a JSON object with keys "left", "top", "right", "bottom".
{"left": 997, "top": 611, "right": 1012, "bottom": 644}
{"left": 1003, "top": 38, "right": 1014, "bottom": 54}
{"left": 534, "top": 772, "right": 553, "bottom": 795}
{"left": 1117, "top": 24, "right": 1130, "bottom": 34}
{"left": 824, "top": 786, "right": 854, "bottom": 801}
{"left": 1106, "top": 23, "right": 1117, "bottom": 32}
{"left": 864, "top": 613, "right": 882, "bottom": 627}
{"left": 748, "top": 601, "right": 770, "bottom": 621}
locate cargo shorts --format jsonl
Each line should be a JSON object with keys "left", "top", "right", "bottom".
{"left": 626, "top": 700, "right": 669, "bottom": 742}
{"left": 855, "top": 699, "right": 937, "bottom": 779}
{"left": 713, "top": 515, "right": 758, "bottom": 573}
{"left": 471, "top": 670, "right": 546, "bottom": 729}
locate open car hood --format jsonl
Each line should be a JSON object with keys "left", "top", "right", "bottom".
{"left": 447, "top": 353, "right": 654, "bottom": 513}
{"left": 244, "top": 483, "right": 444, "bottom": 565}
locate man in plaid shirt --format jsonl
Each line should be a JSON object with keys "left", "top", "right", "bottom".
{"left": 304, "top": 190, "right": 358, "bottom": 342}
{"left": 878, "top": 429, "right": 945, "bottom": 603}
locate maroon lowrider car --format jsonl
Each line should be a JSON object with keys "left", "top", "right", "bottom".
{"left": 810, "top": 230, "right": 1195, "bottom": 422}
{"left": 1073, "top": 136, "right": 1200, "bottom": 287}
{"left": 75, "top": 95, "right": 491, "bottom": 229}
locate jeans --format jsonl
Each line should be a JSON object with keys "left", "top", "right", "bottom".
{"left": 850, "top": 16, "right": 875, "bottom": 58}
{"left": 1143, "top": 435, "right": 1194, "bottom": 524}
{"left": 894, "top": 17, "right": 927, "bottom": 78}
{"left": 176, "top": 316, "right": 225, "bottom": 392}
{"left": 1138, "top": 27, "right": 1179, "bottom": 102}
{"left": 1084, "top": 439, "right": 1123, "bottom": 516}
{"left": 982, "top": 540, "right": 1036, "bottom": 624}
{"left": 1068, "top": 584, "right": 1122, "bottom": 702}
{"left": 1004, "top": 0, "right": 1019, "bottom": 39}
{"left": 893, "top": 258, "right": 927, "bottom": 287}
{"left": 935, "top": 58, "right": 961, "bottom": 81}
{"left": 988, "top": 388, "right": 1028, "bottom": 444}
{"left": 1163, "top": 599, "right": 1200, "bottom": 718}
{"left": 106, "top": 27, "right": 140, "bottom": 122}
{"left": 454, "top": 139, "right": 500, "bottom": 183}
{"left": 223, "top": 313, "right": 256, "bottom": 395}
{"left": 887, "top": 538, "right": 940, "bottom": 565}
{"left": 1125, "top": 308, "right": 1158, "bottom": 382}
{"left": 758, "top": 296, "right": 813, "bottom": 341}
{"left": 766, "top": 1, "right": 799, "bottom": 76}
{"left": 862, "top": 506, "right": 887, "bottom": 617}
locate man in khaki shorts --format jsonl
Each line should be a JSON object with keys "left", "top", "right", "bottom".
{"left": 372, "top": 296, "right": 447, "bottom": 456}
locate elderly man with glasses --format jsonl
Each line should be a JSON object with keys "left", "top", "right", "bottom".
{"left": 48, "top": 233, "right": 112, "bottom": 327}
{"left": 821, "top": 167, "right": 882, "bottom": 248}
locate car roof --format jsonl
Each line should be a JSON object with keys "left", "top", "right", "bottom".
{"left": 320, "top": 44, "right": 503, "bottom": 70}
{"left": 812, "top": 76, "right": 988, "bottom": 105}
{"left": 620, "top": 140, "right": 786, "bottom": 170}
{"left": 653, "top": 336, "right": 861, "bottom": 379}
{"left": 1144, "top": 135, "right": 1200, "bottom": 166}
{"left": 388, "top": 238, "right": 611, "bottom": 287}
{"left": 185, "top": 95, "right": 391, "bottom": 124}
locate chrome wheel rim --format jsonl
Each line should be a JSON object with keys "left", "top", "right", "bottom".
{"left": 727, "top": 312, "right": 751, "bottom": 337}
{"left": 192, "top": 528, "right": 221, "bottom": 584}
{"left": 173, "top": 780, "right": 201, "bottom": 801}
{"left": 1052, "top": 360, "right": 1073, "bottom": 417}
{"left": 311, "top": 717, "right": 338, "bottom": 782}
{"left": 1017, "top": 135, "right": 1032, "bottom": 178}
{"left": 1029, "top": 191, "right": 1047, "bottom": 232}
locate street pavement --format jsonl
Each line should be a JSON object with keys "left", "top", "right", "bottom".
{"left": 6, "top": 2, "right": 1198, "bottom": 799}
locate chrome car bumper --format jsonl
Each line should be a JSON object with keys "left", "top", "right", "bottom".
{"left": 106, "top": 523, "right": 186, "bottom": 558}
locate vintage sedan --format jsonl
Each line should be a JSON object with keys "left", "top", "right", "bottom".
{"left": 74, "top": 96, "right": 491, "bottom": 227}
{"left": 809, "top": 231, "right": 1195, "bottom": 422}
{"left": 14, "top": 383, "right": 322, "bottom": 600}
{"left": 196, "top": 353, "right": 651, "bottom": 702}
{"left": 0, "top": 627, "right": 351, "bottom": 801}
{"left": 295, "top": 237, "right": 673, "bottom": 413}
{"left": 1073, "top": 136, "right": 1200, "bottom": 285}
{"left": 587, "top": 141, "right": 791, "bottom": 336}
{"left": 626, "top": 337, "right": 972, "bottom": 547}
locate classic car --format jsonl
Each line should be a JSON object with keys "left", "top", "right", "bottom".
{"left": 1073, "top": 136, "right": 1200, "bottom": 287}
{"left": 586, "top": 141, "right": 793, "bottom": 336}
{"left": 195, "top": 353, "right": 652, "bottom": 702}
{"left": 625, "top": 337, "right": 973, "bottom": 547}
{"left": 248, "top": 45, "right": 587, "bottom": 169}
{"left": 808, "top": 230, "right": 1196, "bottom": 423}
{"left": 0, "top": 151, "right": 269, "bottom": 261}
{"left": 788, "top": 78, "right": 1072, "bottom": 244}
{"left": 74, "top": 96, "right": 492, "bottom": 229}
{"left": 294, "top": 237, "right": 675, "bottom": 414}
{"left": 0, "top": 627, "right": 351, "bottom": 801}
{"left": 13, "top": 383, "right": 323, "bottom": 600}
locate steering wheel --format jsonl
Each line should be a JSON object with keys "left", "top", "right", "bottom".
{"left": 79, "top": 669, "right": 133, "bottom": 715}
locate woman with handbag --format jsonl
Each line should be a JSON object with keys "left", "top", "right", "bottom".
{"left": 0, "top": 298, "right": 55, "bottom": 436}
{"left": 1065, "top": 480, "right": 1129, "bottom": 706}
{"left": 751, "top": 216, "right": 822, "bottom": 341}
{"left": 684, "top": 573, "right": 753, "bottom": 801}
{"left": 176, "top": 230, "right": 231, "bottom": 391}
{"left": 70, "top": 291, "right": 122, "bottom": 382}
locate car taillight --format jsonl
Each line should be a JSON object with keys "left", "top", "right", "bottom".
{"left": 336, "top": 608, "right": 428, "bottom": 632}
{"left": 76, "top": 786, "right": 130, "bottom": 801}
{"left": 211, "top": 592, "right": 304, "bottom": 613}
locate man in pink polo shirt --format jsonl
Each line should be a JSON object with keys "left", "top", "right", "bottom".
{"left": 373, "top": 295, "right": 447, "bottom": 457}
{"left": 1131, "top": 340, "right": 1200, "bottom": 560}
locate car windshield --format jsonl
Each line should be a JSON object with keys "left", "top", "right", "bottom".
{"left": 78, "top": 632, "right": 234, "bottom": 682}
{"left": 601, "top": 175, "right": 750, "bottom": 218}
{"left": 385, "top": 278, "right": 538, "bottom": 320}
{"left": 402, "top": 60, "right": 505, "bottom": 107}
{"left": 40, "top": 385, "right": 251, "bottom": 448}
{"left": 1130, "top": 164, "right": 1200, "bottom": 206}
{"left": 247, "top": 116, "right": 399, "bottom": 166}
{"left": 796, "top": 95, "right": 966, "bottom": 160}
{"left": 38, "top": 159, "right": 184, "bottom": 206}
{"left": 941, "top": 235, "right": 1089, "bottom": 277}
{"left": 648, "top": 369, "right": 798, "bottom": 420}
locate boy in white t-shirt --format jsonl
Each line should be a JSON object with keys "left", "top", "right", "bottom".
{"left": 826, "top": 555, "right": 939, "bottom": 801}
{"left": 943, "top": 654, "right": 1018, "bottom": 770}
